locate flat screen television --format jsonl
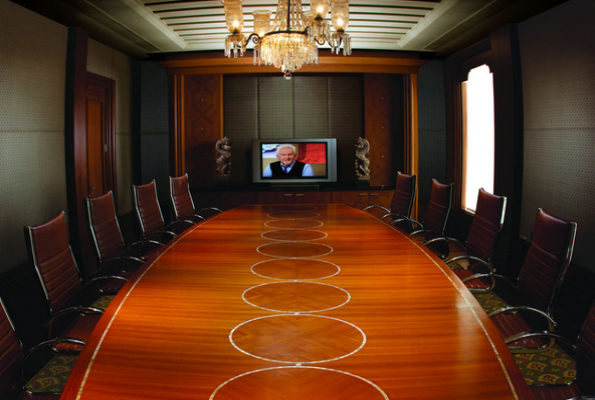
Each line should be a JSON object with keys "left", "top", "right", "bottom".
{"left": 252, "top": 138, "right": 338, "bottom": 186}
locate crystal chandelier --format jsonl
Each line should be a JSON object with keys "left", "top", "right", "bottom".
{"left": 222, "top": 0, "right": 351, "bottom": 80}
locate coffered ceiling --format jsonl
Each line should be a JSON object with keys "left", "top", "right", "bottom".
{"left": 11, "top": 0, "right": 567, "bottom": 59}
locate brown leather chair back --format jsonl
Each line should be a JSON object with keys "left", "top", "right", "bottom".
{"left": 25, "top": 212, "right": 82, "bottom": 316}
{"left": 133, "top": 180, "right": 166, "bottom": 237}
{"left": 465, "top": 188, "right": 507, "bottom": 268}
{"left": 517, "top": 208, "right": 577, "bottom": 316}
{"left": 170, "top": 174, "right": 195, "bottom": 220}
{"left": 0, "top": 298, "right": 23, "bottom": 400}
{"left": 390, "top": 172, "right": 417, "bottom": 218}
{"left": 422, "top": 179, "right": 453, "bottom": 235}
{"left": 87, "top": 191, "right": 126, "bottom": 264}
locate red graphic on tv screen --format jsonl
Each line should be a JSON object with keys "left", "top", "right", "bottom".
{"left": 297, "top": 144, "right": 326, "bottom": 164}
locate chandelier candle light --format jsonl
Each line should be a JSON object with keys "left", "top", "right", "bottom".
{"left": 222, "top": 0, "right": 351, "bottom": 80}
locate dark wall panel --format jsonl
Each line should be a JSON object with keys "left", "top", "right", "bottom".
{"left": 294, "top": 76, "right": 329, "bottom": 138}
{"left": 258, "top": 77, "right": 294, "bottom": 139}
{"left": 418, "top": 61, "right": 447, "bottom": 202}
{"left": 224, "top": 75, "right": 364, "bottom": 186}
{"left": 223, "top": 76, "right": 259, "bottom": 185}
{"left": 518, "top": 0, "right": 595, "bottom": 271}
{"left": 140, "top": 61, "right": 169, "bottom": 199}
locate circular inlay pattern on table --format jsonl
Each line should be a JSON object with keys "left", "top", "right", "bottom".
{"left": 257, "top": 242, "right": 333, "bottom": 258}
{"left": 243, "top": 282, "right": 350, "bottom": 313}
{"left": 265, "top": 219, "right": 324, "bottom": 229}
{"left": 269, "top": 205, "right": 318, "bottom": 212}
{"left": 209, "top": 366, "right": 389, "bottom": 400}
{"left": 230, "top": 314, "right": 366, "bottom": 364}
{"left": 251, "top": 259, "right": 340, "bottom": 280}
{"left": 261, "top": 229, "right": 327, "bottom": 242}
{"left": 267, "top": 211, "right": 320, "bottom": 219}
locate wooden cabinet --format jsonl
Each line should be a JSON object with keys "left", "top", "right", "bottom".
{"left": 217, "top": 191, "right": 256, "bottom": 210}
{"left": 257, "top": 191, "right": 332, "bottom": 204}
{"left": 192, "top": 189, "right": 394, "bottom": 211}
{"left": 332, "top": 190, "right": 393, "bottom": 217}
{"left": 191, "top": 190, "right": 256, "bottom": 211}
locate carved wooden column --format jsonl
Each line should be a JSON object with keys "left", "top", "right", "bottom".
{"left": 404, "top": 73, "right": 419, "bottom": 218}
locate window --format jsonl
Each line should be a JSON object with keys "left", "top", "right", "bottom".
{"left": 461, "top": 64, "right": 494, "bottom": 212}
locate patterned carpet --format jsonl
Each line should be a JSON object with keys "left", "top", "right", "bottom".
{"left": 25, "top": 294, "right": 114, "bottom": 394}
{"left": 26, "top": 355, "right": 78, "bottom": 393}
{"left": 474, "top": 292, "right": 576, "bottom": 386}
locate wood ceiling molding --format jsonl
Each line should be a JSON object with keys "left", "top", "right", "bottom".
{"left": 154, "top": 50, "right": 430, "bottom": 76}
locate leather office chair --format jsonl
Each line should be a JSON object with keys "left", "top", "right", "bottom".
{"left": 514, "top": 300, "right": 595, "bottom": 399}
{"left": 364, "top": 172, "right": 417, "bottom": 225}
{"left": 426, "top": 188, "right": 507, "bottom": 289}
{"left": 482, "top": 209, "right": 577, "bottom": 352}
{"left": 0, "top": 295, "right": 85, "bottom": 399}
{"left": 24, "top": 212, "right": 124, "bottom": 349}
{"left": 133, "top": 180, "right": 178, "bottom": 243}
{"left": 87, "top": 191, "right": 162, "bottom": 280}
{"left": 408, "top": 179, "right": 454, "bottom": 249}
{"left": 169, "top": 173, "right": 221, "bottom": 226}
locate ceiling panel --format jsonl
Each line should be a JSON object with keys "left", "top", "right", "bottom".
{"left": 10, "top": 0, "right": 570, "bottom": 59}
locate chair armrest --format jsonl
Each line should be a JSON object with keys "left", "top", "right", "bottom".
{"left": 424, "top": 236, "right": 461, "bottom": 246}
{"left": 101, "top": 256, "right": 144, "bottom": 271}
{"left": 461, "top": 272, "right": 514, "bottom": 287}
{"left": 84, "top": 275, "right": 128, "bottom": 287}
{"left": 445, "top": 255, "right": 494, "bottom": 272}
{"left": 129, "top": 239, "right": 164, "bottom": 249}
{"left": 198, "top": 207, "right": 222, "bottom": 214}
{"left": 45, "top": 306, "right": 104, "bottom": 327}
{"left": 381, "top": 213, "right": 406, "bottom": 220}
{"left": 363, "top": 205, "right": 390, "bottom": 214}
{"left": 488, "top": 305, "right": 557, "bottom": 328}
{"left": 83, "top": 275, "right": 128, "bottom": 295}
{"left": 25, "top": 337, "right": 87, "bottom": 357}
{"left": 409, "top": 224, "right": 429, "bottom": 237}
{"left": 503, "top": 330, "right": 575, "bottom": 349}
{"left": 155, "top": 225, "right": 178, "bottom": 238}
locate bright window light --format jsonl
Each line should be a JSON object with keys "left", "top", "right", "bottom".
{"left": 462, "top": 64, "right": 495, "bottom": 212}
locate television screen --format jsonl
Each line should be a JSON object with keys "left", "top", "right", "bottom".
{"left": 252, "top": 138, "right": 337, "bottom": 185}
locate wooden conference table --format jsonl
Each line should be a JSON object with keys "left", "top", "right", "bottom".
{"left": 61, "top": 204, "right": 532, "bottom": 400}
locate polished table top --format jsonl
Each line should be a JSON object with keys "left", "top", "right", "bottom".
{"left": 61, "top": 204, "right": 532, "bottom": 400}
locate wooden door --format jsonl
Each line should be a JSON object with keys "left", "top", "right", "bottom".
{"left": 86, "top": 73, "right": 116, "bottom": 199}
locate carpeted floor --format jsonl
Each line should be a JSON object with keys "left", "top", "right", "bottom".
{"left": 474, "top": 292, "right": 576, "bottom": 386}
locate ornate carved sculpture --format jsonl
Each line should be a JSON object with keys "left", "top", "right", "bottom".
{"left": 216, "top": 137, "right": 232, "bottom": 181}
{"left": 355, "top": 137, "right": 370, "bottom": 181}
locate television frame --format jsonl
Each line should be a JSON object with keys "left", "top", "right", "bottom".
{"left": 251, "top": 138, "right": 338, "bottom": 187}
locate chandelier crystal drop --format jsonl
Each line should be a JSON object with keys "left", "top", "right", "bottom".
{"left": 222, "top": 0, "right": 351, "bottom": 79}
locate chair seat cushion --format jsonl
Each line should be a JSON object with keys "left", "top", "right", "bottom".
{"left": 514, "top": 344, "right": 576, "bottom": 386}
{"left": 25, "top": 354, "right": 77, "bottom": 395}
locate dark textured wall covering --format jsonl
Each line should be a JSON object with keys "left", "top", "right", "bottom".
{"left": 140, "top": 61, "right": 170, "bottom": 200}
{"left": 518, "top": 0, "right": 595, "bottom": 271}
{"left": 417, "top": 61, "right": 447, "bottom": 203}
{"left": 223, "top": 75, "right": 364, "bottom": 185}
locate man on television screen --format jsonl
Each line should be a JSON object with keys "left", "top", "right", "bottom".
{"left": 263, "top": 144, "right": 314, "bottom": 177}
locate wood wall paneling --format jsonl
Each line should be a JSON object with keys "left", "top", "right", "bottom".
{"left": 155, "top": 51, "right": 428, "bottom": 76}
{"left": 162, "top": 52, "right": 425, "bottom": 190}
{"left": 65, "top": 28, "right": 97, "bottom": 279}
{"left": 256, "top": 192, "right": 332, "bottom": 204}
{"left": 364, "top": 74, "right": 394, "bottom": 188}
{"left": 183, "top": 74, "right": 222, "bottom": 188}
